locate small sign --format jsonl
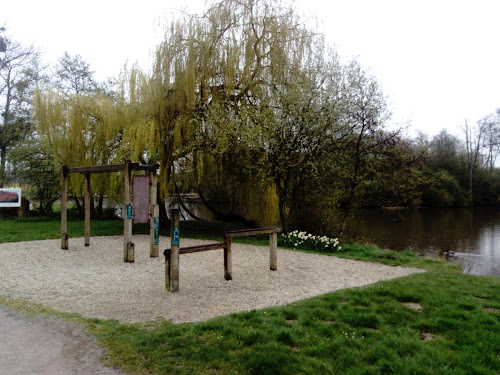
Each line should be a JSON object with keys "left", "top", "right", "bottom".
{"left": 172, "top": 226, "right": 180, "bottom": 246}
{"left": 0, "top": 188, "right": 21, "bottom": 208}
{"left": 154, "top": 217, "right": 160, "bottom": 245}
{"left": 126, "top": 204, "right": 133, "bottom": 219}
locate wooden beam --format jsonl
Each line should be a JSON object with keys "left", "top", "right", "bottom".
{"left": 163, "top": 242, "right": 227, "bottom": 256}
{"left": 149, "top": 170, "right": 159, "bottom": 257}
{"left": 224, "top": 237, "right": 232, "bottom": 280}
{"left": 61, "top": 166, "right": 69, "bottom": 250}
{"left": 270, "top": 232, "right": 278, "bottom": 271}
{"left": 68, "top": 164, "right": 126, "bottom": 174}
{"left": 67, "top": 162, "right": 159, "bottom": 174}
{"left": 168, "top": 208, "right": 180, "bottom": 292}
{"left": 123, "top": 160, "right": 134, "bottom": 262}
{"left": 164, "top": 249, "right": 171, "bottom": 291}
{"left": 224, "top": 227, "right": 281, "bottom": 238}
{"left": 178, "top": 242, "right": 227, "bottom": 254}
{"left": 84, "top": 173, "right": 91, "bottom": 246}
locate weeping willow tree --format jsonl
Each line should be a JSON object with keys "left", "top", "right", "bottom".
{"left": 34, "top": 0, "right": 392, "bottom": 231}
{"left": 34, "top": 86, "right": 128, "bottom": 214}
{"left": 126, "top": 0, "right": 338, "bottom": 226}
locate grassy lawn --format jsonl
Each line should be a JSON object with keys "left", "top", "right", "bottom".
{"left": 1, "top": 217, "right": 499, "bottom": 374}
{"left": 0, "top": 216, "right": 246, "bottom": 243}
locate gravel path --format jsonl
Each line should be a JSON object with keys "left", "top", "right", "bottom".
{"left": 0, "top": 306, "right": 124, "bottom": 375}
{"left": 0, "top": 235, "right": 425, "bottom": 323}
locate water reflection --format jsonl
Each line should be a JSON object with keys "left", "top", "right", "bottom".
{"left": 352, "top": 208, "right": 500, "bottom": 277}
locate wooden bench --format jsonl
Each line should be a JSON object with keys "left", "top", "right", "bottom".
{"left": 164, "top": 226, "right": 281, "bottom": 292}
{"left": 224, "top": 226, "right": 281, "bottom": 271}
{"left": 164, "top": 242, "right": 230, "bottom": 284}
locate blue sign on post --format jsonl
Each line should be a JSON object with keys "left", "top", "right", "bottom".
{"left": 154, "top": 217, "right": 160, "bottom": 245}
{"left": 126, "top": 204, "right": 133, "bottom": 219}
{"left": 172, "top": 226, "right": 180, "bottom": 246}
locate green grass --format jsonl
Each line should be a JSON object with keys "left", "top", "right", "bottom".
{"left": 0, "top": 216, "right": 245, "bottom": 244}
{"left": 85, "top": 266, "right": 500, "bottom": 374}
{"left": 1, "top": 217, "right": 499, "bottom": 374}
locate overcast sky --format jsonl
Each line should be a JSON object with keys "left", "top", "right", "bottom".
{"left": 3, "top": 0, "right": 500, "bottom": 139}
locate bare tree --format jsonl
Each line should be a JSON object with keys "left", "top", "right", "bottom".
{"left": 464, "top": 118, "right": 487, "bottom": 205}
{"left": 480, "top": 112, "right": 500, "bottom": 172}
{"left": 0, "top": 29, "right": 41, "bottom": 187}
{"left": 54, "top": 51, "right": 97, "bottom": 96}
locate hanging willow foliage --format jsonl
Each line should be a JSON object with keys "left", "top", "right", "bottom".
{"left": 34, "top": 0, "right": 375, "bottom": 227}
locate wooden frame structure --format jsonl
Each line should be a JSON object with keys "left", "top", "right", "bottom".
{"left": 61, "top": 160, "right": 160, "bottom": 262}
{"left": 164, "top": 210, "right": 280, "bottom": 292}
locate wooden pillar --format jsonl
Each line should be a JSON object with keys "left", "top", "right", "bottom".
{"left": 270, "top": 232, "right": 278, "bottom": 271}
{"left": 168, "top": 208, "right": 180, "bottom": 292}
{"left": 61, "top": 166, "right": 69, "bottom": 250}
{"left": 164, "top": 249, "right": 171, "bottom": 290}
{"left": 123, "top": 160, "right": 134, "bottom": 262}
{"left": 84, "top": 173, "right": 91, "bottom": 246}
{"left": 224, "top": 236, "right": 233, "bottom": 280}
{"left": 149, "top": 169, "right": 159, "bottom": 257}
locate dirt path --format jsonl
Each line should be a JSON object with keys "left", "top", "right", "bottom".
{"left": 0, "top": 306, "right": 124, "bottom": 375}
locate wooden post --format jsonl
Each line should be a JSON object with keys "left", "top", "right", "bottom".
{"left": 168, "top": 208, "right": 180, "bottom": 292}
{"left": 123, "top": 160, "right": 134, "bottom": 262}
{"left": 149, "top": 169, "right": 159, "bottom": 257}
{"left": 126, "top": 242, "right": 135, "bottom": 263}
{"left": 84, "top": 173, "right": 91, "bottom": 246}
{"left": 164, "top": 249, "right": 171, "bottom": 290}
{"left": 224, "top": 236, "right": 233, "bottom": 280}
{"left": 270, "top": 232, "right": 278, "bottom": 271}
{"left": 61, "top": 166, "right": 69, "bottom": 250}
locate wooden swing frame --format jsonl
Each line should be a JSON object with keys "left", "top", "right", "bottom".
{"left": 60, "top": 160, "right": 160, "bottom": 262}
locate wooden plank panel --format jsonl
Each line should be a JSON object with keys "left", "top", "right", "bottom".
{"left": 133, "top": 175, "right": 150, "bottom": 224}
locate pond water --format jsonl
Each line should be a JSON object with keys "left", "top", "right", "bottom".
{"left": 352, "top": 207, "right": 500, "bottom": 277}
{"left": 176, "top": 199, "right": 500, "bottom": 276}
{"left": 118, "top": 196, "right": 500, "bottom": 277}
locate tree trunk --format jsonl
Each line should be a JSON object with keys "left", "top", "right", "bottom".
{"left": 278, "top": 196, "right": 288, "bottom": 233}
{"left": 72, "top": 195, "right": 83, "bottom": 217}
{"left": 97, "top": 192, "right": 104, "bottom": 218}
{"left": 0, "top": 146, "right": 6, "bottom": 188}
{"left": 469, "top": 170, "right": 474, "bottom": 206}
{"left": 158, "top": 184, "right": 169, "bottom": 228}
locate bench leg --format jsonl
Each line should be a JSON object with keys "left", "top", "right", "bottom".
{"left": 224, "top": 237, "right": 232, "bottom": 280}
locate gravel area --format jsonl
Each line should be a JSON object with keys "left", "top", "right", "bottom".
{"left": 0, "top": 235, "right": 425, "bottom": 323}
